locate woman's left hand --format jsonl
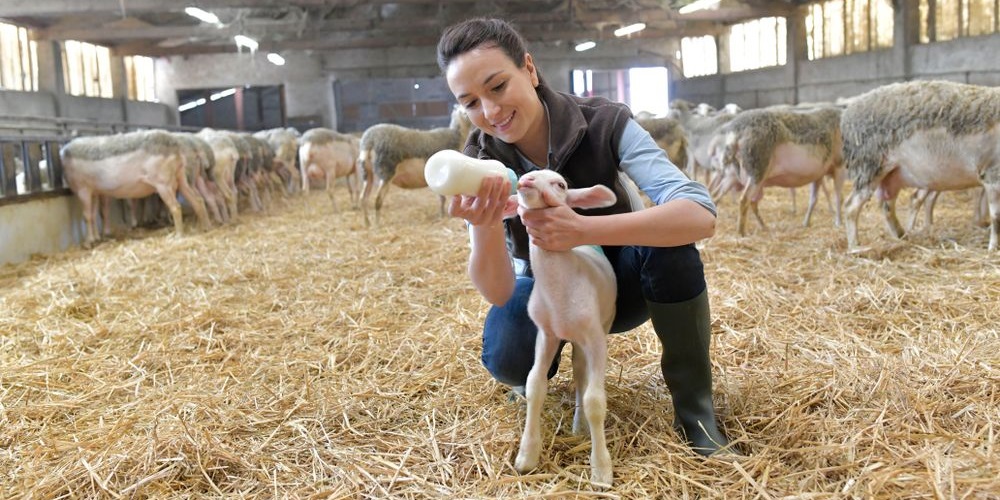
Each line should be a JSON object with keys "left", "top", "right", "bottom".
{"left": 518, "top": 204, "right": 584, "bottom": 251}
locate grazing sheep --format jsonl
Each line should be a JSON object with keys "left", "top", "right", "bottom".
{"left": 197, "top": 129, "right": 240, "bottom": 219}
{"left": 713, "top": 104, "right": 845, "bottom": 236}
{"left": 503, "top": 169, "right": 618, "bottom": 487}
{"left": 254, "top": 127, "right": 301, "bottom": 195}
{"left": 841, "top": 80, "right": 1000, "bottom": 251}
{"left": 358, "top": 106, "right": 473, "bottom": 225}
{"left": 61, "top": 130, "right": 209, "bottom": 247}
{"left": 174, "top": 132, "right": 225, "bottom": 225}
{"left": 298, "top": 128, "right": 362, "bottom": 210}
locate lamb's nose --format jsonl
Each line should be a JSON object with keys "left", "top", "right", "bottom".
{"left": 519, "top": 176, "right": 534, "bottom": 189}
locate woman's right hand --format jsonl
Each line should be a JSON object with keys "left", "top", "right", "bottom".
{"left": 447, "top": 175, "right": 513, "bottom": 226}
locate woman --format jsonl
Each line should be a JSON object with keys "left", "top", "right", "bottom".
{"left": 436, "top": 17, "right": 733, "bottom": 456}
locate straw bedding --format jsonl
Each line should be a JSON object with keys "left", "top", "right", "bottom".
{"left": 1, "top": 185, "right": 997, "bottom": 498}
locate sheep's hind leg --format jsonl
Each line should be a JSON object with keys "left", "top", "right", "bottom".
{"left": 515, "top": 332, "right": 560, "bottom": 474}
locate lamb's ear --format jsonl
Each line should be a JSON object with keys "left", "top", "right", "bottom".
{"left": 502, "top": 194, "right": 520, "bottom": 219}
{"left": 566, "top": 185, "right": 617, "bottom": 209}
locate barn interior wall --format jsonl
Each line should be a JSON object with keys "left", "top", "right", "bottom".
{"left": 160, "top": 51, "right": 332, "bottom": 131}
{"left": 0, "top": 196, "right": 82, "bottom": 265}
{"left": 673, "top": 0, "right": 1000, "bottom": 109}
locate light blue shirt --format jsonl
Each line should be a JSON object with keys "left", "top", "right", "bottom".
{"left": 618, "top": 119, "right": 717, "bottom": 216}
{"left": 516, "top": 118, "right": 716, "bottom": 217}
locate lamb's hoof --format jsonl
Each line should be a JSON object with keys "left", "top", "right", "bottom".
{"left": 514, "top": 450, "right": 538, "bottom": 473}
{"left": 591, "top": 465, "right": 613, "bottom": 488}
{"left": 847, "top": 244, "right": 873, "bottom": 255}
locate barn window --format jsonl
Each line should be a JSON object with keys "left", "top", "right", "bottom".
{"left": 61, "top": 40, "right": 113, "bottom": 98}
{"left": 728, "top": 17, "right": 787, "bottom": 72}
{"left": 125, "top": 55, "right": 157, "bottom": 102}
{"left": 0, "top": 21, "right": 38, "bottom": 92}
{"left": 920, "top": 0, "right": 999, "bottom": 42}
{"left": 806, "top": 0, "right": 894, "bottom": 60}
{"left": 680, "top": 35, "right": 719, "bottom": 77}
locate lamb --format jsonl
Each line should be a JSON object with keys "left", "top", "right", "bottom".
{"left": 712, "top": 104, "right": 845, "bottom": 236}
{"left": 357, "top": 106, "right": 472, "bottom": 225}
{"left": 841, "top": 80, "right": 1000, "bottom": 251}
{"left": 502, "top": 169, "right": 618, "bottom": 487}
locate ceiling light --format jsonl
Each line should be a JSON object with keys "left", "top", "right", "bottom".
{"left": 267, "top": 53, "right": 285, "bottom": 66}
{"left": 184, "top": 7, "right": 220, "bottom": 25}
{"left": 178, "top": 97, "right": 206, "bottom": 112}
{"left": 679, "top": 0, "right": 721, "bottom": 14}
{"left": 234, "top": 35, "right": 258, "bottom": 51}
{"left": 210, "top": 88, "right": 236, "bottom": 101}
{"left": 575, "top": 41, "right": 596, "bottom": 52}
{"left": 614, "top": 23, "right": 646, "bottom": 37}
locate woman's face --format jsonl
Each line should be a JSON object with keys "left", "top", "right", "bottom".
{"left": 445, "top": 45, "right": 543, "bottom": 146}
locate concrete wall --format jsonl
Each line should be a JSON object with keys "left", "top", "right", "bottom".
{"left": 0, "top": 195, "right": 82, "bottom": 264}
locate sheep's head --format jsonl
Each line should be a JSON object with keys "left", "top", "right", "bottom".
{"left": 505, "top": 170, "right": 617, "bottom": 217}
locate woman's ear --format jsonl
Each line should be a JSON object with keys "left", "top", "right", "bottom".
{"left": 524, "top": 53, "right": 539, "bottom": 87}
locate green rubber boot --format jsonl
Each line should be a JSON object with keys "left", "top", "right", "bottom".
{"left": 647, "top": 289, "right": 734, "bottom": 456}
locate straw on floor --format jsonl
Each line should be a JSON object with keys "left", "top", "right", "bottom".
{"left": 1, "top": 184, "right": 997, "bottom": 498}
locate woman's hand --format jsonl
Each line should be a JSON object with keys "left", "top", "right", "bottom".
{"left": 447, "top": 175, "right": 512, "bottom": 227}
{"left": 518, "top": 204, "right": 585, "bottom": 251}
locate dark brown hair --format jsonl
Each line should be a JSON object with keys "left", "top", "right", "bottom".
{"left": 436, "top": 17, "right": 530, "bottom": 75}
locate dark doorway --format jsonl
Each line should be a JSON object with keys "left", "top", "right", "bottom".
{"left": 178, "top": 85, "right": 286, "bottom": 131}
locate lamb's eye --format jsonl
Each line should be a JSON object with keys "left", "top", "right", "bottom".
{"left": 558, "top": 182, "right": 566, "bottom": 189}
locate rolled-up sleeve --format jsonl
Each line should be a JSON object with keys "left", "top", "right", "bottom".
{"left": 618, "top": 119, "right": 716, "bottom": 216}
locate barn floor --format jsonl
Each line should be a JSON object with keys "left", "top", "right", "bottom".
{"left": 1, "top": 184, "right": 998, "bottom": 498}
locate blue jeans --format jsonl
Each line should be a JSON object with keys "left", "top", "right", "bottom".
{"left": 481, "top": 243, "right": 707, "bottom": 386}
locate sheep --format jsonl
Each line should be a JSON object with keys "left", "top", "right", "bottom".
{"left": 636, "top": 116, "right": 689, "bottom": 173}
{"left": 174, "top": 132, "right": 226, "bottom": 225}
{"left": 60, "top": 129, "right": 210, "bottom": 247}
{"left": 674, "top": 108, "right": 735, "bottom": 187}
{"left": 841, "top": 80, "right": 1000, "bottom": 251}
{"left": 254, "top": 127, "right": 301, "bottom": 195}
{"left": 357, "top": 106, "right": 473, "bottom": 226}
{"left": 712, "top": 104, "right": 845, "bottom": 236}
{"left": 298, "top": 128, "right": 362, "bottom": 210}
{"left": 197, "top": 129, "right": 241, "bottom": 219}
{"left": 502, "top": 169, "right": 618, "bottom": 487}
{"left": 907, "top": 188, "right": 990, "bottom": 231}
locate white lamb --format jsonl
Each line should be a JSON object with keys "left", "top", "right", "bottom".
{"left": 503, "top": 169, "right": 618, "bottom": 486}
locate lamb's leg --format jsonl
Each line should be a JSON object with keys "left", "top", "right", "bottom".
{"left": 578, "top": 331, "right": 612, "bottom": 486}
{"left": 572, "top": 345, "right": 589, "bottom": 435}
{"left": 515, "top": 331, "right": 560, "bottom": 474}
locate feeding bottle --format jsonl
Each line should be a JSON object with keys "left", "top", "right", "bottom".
{"left": 424, "top": 149, "right": 517, "bottom": 196}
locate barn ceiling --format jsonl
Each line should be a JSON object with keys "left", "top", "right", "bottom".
{"left": 0, "top": 0, "right": 796, "bottom": 58}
